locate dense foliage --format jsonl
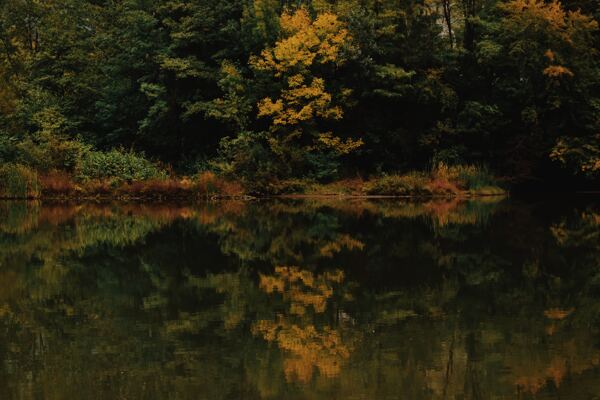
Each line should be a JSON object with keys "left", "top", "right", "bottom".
{"left": 0, "top": 0, "right": 599, "bottom": 188}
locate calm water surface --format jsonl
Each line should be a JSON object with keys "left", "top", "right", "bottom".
{"left": 0, "top": 197, "right": 599, "bottom": 399}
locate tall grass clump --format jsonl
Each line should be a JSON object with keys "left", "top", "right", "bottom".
{"left": 76, "top": 149, "right": 167, "bottom": 182}
{"left": 365, "top": 172, "right": 431, "bottom": 196}
{"left": 0, "top": 163, "right": 40, "bottom": 198}
{"left": 196, "top": 171, "right": 245, "bottom": 197}
{"left": 434, "top": 163, "right": 504, "bottom": 194}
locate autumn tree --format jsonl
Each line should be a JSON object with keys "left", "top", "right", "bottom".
{"left": 250, "top": 7, "right": 363, "bottom": 179}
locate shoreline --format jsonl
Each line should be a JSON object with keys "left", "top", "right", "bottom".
{"left": 1, "top": 167, "right": 508, "bottom": 201}
{"left": 0, "top": 192, "right": 508, "bottom": 201}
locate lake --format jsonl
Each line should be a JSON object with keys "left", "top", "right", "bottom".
{"left": 0, "top": 197, "right": 599, "bottom": 399}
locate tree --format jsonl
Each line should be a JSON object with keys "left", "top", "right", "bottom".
{"left": 250, "top": 7, "right": 362, "bottom": 179}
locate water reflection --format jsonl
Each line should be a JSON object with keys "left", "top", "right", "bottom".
{"left": 254, "top": 267, "right": 352, "bottom": 383}
{"left": 0, "top": 197, "right": 599, "bottom": 399}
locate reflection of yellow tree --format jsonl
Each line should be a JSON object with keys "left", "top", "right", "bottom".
{"left": 259, "top": 266, "right": 344, "bottom": 315}
{"left": 551, "top": 212, "right": 600, "bottom": 248}
{"left": 253, "top": 266, "right": 352, "bottom": 383}
{"left": 319, "top": 234, "right": 364, "bottom": 258}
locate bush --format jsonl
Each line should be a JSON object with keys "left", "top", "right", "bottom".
{"left": 214, "top": 132, "right": 284, "bottom": 194}
{"left": 365, "top": 172, "right": 431, "bottom": 196}
{"left": 0, "top": 134, "right": 18, "bottom": 163}
{"left": 16, "top": 135, "right": 89, "bottom": 172}
{"left": 76, "top": 149, "right": 167, "bottom": 182}
{"left": 0, "top": 163, "right": 40, "bottom": 198}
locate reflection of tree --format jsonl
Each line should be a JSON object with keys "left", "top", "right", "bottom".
{"left": 259, "top": 266, "right": 344, "bottom": 314}
{"left": 253, "top": 266, "right": 353, "bottom": 383}
{"left": 254, "top": 319, "right": 350, "bottom": 382}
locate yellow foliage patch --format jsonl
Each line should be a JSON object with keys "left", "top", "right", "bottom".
{"left": 252, "top": 8, "right": 350, "bottom": 75}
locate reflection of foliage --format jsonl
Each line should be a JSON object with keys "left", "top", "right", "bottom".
{"left": 254, "top": 266, "right": 353, "bottom": 382}
{"left": 0, "top": 200, "right": 599, "bottom": 398}
{"left": 0, "top": 201, "right": 39, "bottom": 234}
{"left": 319, "top": 234, "right": 364, "bottom": 258}
{"left": 253, "top": 319, "right": 350, "bottom": 382}
{"left": 259, "top": 266, "right": 344, "bottom": 315}
{"left": 551, "top": 211, "right": 600, "bottom": 250}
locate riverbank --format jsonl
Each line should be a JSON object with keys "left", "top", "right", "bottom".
{"left": 0, "top": 164, "right": 506, "bottom": 200}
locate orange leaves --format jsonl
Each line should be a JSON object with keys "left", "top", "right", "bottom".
{"left": 500, "top": 0, "right": 597, "bottom": 83}
{"left": 500, "top": 0, "right": 597, "bottom": 46}
{"left": 542, "top": 49, "right": 574, "bottom": 79}
{"left": 500, "top": 0, "right": 567, "bottom": 31}
{"left": 543, "top": 65, "right": 574, "bottom": 77}
{"left": 543, "top": 49, "right": 574, "bottom": 79}
{"left": 544, "top": 307, "right": 575, "bottom": 320}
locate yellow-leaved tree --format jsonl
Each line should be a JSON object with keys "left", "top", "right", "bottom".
{"left": 250, "top": 7, "right": 362, "bottom": 178}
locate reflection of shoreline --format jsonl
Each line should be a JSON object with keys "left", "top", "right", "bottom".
{"left": 0, "top": 197, "right": 505, "bottom": 234}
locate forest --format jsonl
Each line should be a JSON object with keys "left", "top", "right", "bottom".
{"left": 0, "top": 0, "right": 599, "bottom": 197}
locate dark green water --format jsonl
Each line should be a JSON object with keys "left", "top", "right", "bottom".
{"left": 0, "top": 197, "right": 599, "bottom": 399}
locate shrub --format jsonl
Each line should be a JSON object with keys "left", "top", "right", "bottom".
{"left": 365, "top": 172, "right": 431, "bottom": 196}
{"left": 214, "top": 132, "right": 282, "bottom": 194}
{"left": 0, "top": 163, "right": 40, "bottom": 198}
{"left": 16, "top": 135, "right": 89, "bottom": 172}
{"left": 76, "top": 149, "right": 167, "bottom": 182}
{"left": 0, "top": 134, "right": 18, "bottom": 163}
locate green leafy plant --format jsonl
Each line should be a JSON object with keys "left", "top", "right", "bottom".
{"left": 76, "top": 149, "right": 167, "bottom": 183}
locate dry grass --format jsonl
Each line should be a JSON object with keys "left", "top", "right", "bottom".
{"left": 196, "top": 171, "right": 245, "bottom": 197}
{"left": 31, "top": 166, "right": 502, "bottom": 199}
{"left": 425, "top": 177, "right": 461, "bottom": 196}
{"left": 37, "top": 170, "right": 246, "bottom": 199}
{"left": 40, "top": 170, "right": 78, "bottom": 196}
{"left": 364, "top": 172, "right": 431, "bottom": 196}
{"left": 119, "top": 178, "right": 194, "bottom": 199}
